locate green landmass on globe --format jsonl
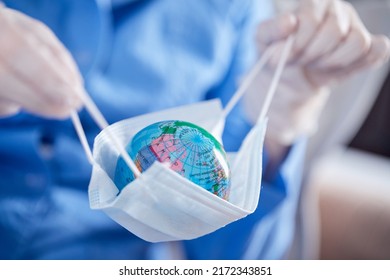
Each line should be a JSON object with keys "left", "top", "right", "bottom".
{"left": 114, "top": 120, "right": 231, "bottom": 200}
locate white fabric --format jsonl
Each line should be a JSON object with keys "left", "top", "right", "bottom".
{"left": 88, "top": 99, "right": 266, "bottom": 242}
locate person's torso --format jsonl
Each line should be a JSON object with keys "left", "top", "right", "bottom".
{"left": 0, "top": 0, "right": 257, "bottom": 194}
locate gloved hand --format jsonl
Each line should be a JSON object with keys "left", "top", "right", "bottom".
{"left": 244, "top": 0, "right": 390, "bottom": 148}
{"left": 0, "top": 6, "right": 84, "bottom": 119}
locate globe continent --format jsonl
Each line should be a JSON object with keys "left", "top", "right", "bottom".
{"left": 114, "top": 120, "right": 231, "bottom": 200}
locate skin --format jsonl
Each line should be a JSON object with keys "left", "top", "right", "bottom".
{"left": 0, "top": 6, "right": 83, "bottom": 118}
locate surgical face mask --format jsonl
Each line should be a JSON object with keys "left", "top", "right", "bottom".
{"left": 72, "top": 36, "right": 293, "bottom": 242}
{"left": 88, "top": 99, "right": 266, "bottom": 242}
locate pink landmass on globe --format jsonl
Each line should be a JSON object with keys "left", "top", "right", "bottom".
{"left": 150, "top": 134, "right": 186, "bottom": 173}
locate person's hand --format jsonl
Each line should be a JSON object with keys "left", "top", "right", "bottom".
{"left": 245, "top": 0, "right": 390, "bottom": 147}
{"left": 0, "top": 6, "right": 84, "bottom": 119}
{"left": 258, "top": 0, "right": 390, "bottom": 87}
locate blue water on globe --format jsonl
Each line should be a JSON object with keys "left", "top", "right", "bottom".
{"left": 114, "top": 120, "right": 231, "bottom": 199}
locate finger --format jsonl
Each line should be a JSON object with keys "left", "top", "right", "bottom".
{"left": 311, "top": 2, "right": 372, "bottom": 69}
{"left": 0, "top": 59, "right": 81, "bottom": 119}
{"left": 2, "top": 9, "right": 84, "bottom": 96}
{"left": 299, "top": 0, "right": 351, "bottom": 64}
{"left": 256, "top": 13, "right": 298, "bottom": 51}
{"left": 0, "top": 14, "right": 83, "bottom": 111}
{"left": 0, "top": 98, "right": 20, "bottom": 117}
{"left": 290, "top": 0, "right": 331, "bottom": 62}
{"left": 265, "top": 0, "right": 331, "bottom": 66}
{"left": 0, "top": 39, "right": 82, "bottom": 107}
{"left": 344, "top": 35, "right": 390, "bottom": 73}
{"left": 27, "top": 26, "right": 84, "bottom": 91}
{"left": 305, "top": 35, "right": 390, "bottom": 86}
{"left": 13, "top": 10, "right": 84, "bottom": 85}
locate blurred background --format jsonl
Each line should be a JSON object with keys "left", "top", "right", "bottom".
{"left": 276, "top": 0, "right": 390, "bottom": 260}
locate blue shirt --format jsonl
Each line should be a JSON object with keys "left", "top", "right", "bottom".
{"left": 0, "top": 0, "right": 304, "bottom": 259}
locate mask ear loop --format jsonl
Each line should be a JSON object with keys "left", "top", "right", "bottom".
{"left": 70, "top": 91, "right": 141, "bottom": 178}
{"left": 212, "top": 35, "right": 295, "bottom": 135}
{"left": 71, "top": 111, "right": 94, "bottom": 165}
{"left": 257, "top": 36, "right": 295, "bottom": 123}
{"left": 71, "top": 36, "right": 294, "bottom": 177}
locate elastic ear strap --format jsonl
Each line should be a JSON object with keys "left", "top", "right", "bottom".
{"left": 215, "top": 35, "right": 294, "bottom": 132}
{"left": 210, "top": 48, "right": 274, "bottom": 136}
{"left": 220, "top": 47, "right": 274, "bottom": 121}
{"left": 71, "top": 111, "right": 95, "bottom": 165}
{"left": 72, "top": 37, "right": 293, "bottom": 174}
{"left": 257, "top": 36, "right": 294, "bottom": 123}
{"left": 72, "top": 91, "right": 141, "bottom": 177}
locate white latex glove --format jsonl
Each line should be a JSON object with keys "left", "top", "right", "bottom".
{"left": 0, "top": 6, "right": 84, "bottom": 119}
{"left": 245, "top": 0, "right": 390, "bottom": 150}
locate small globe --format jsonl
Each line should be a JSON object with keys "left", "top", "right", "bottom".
{"left": 114, "top": 120, "right": 231, "bottom": 200}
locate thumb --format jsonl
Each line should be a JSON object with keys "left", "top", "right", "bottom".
{"left": 256, "top": 13, "right": 298, "bottom": 51}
